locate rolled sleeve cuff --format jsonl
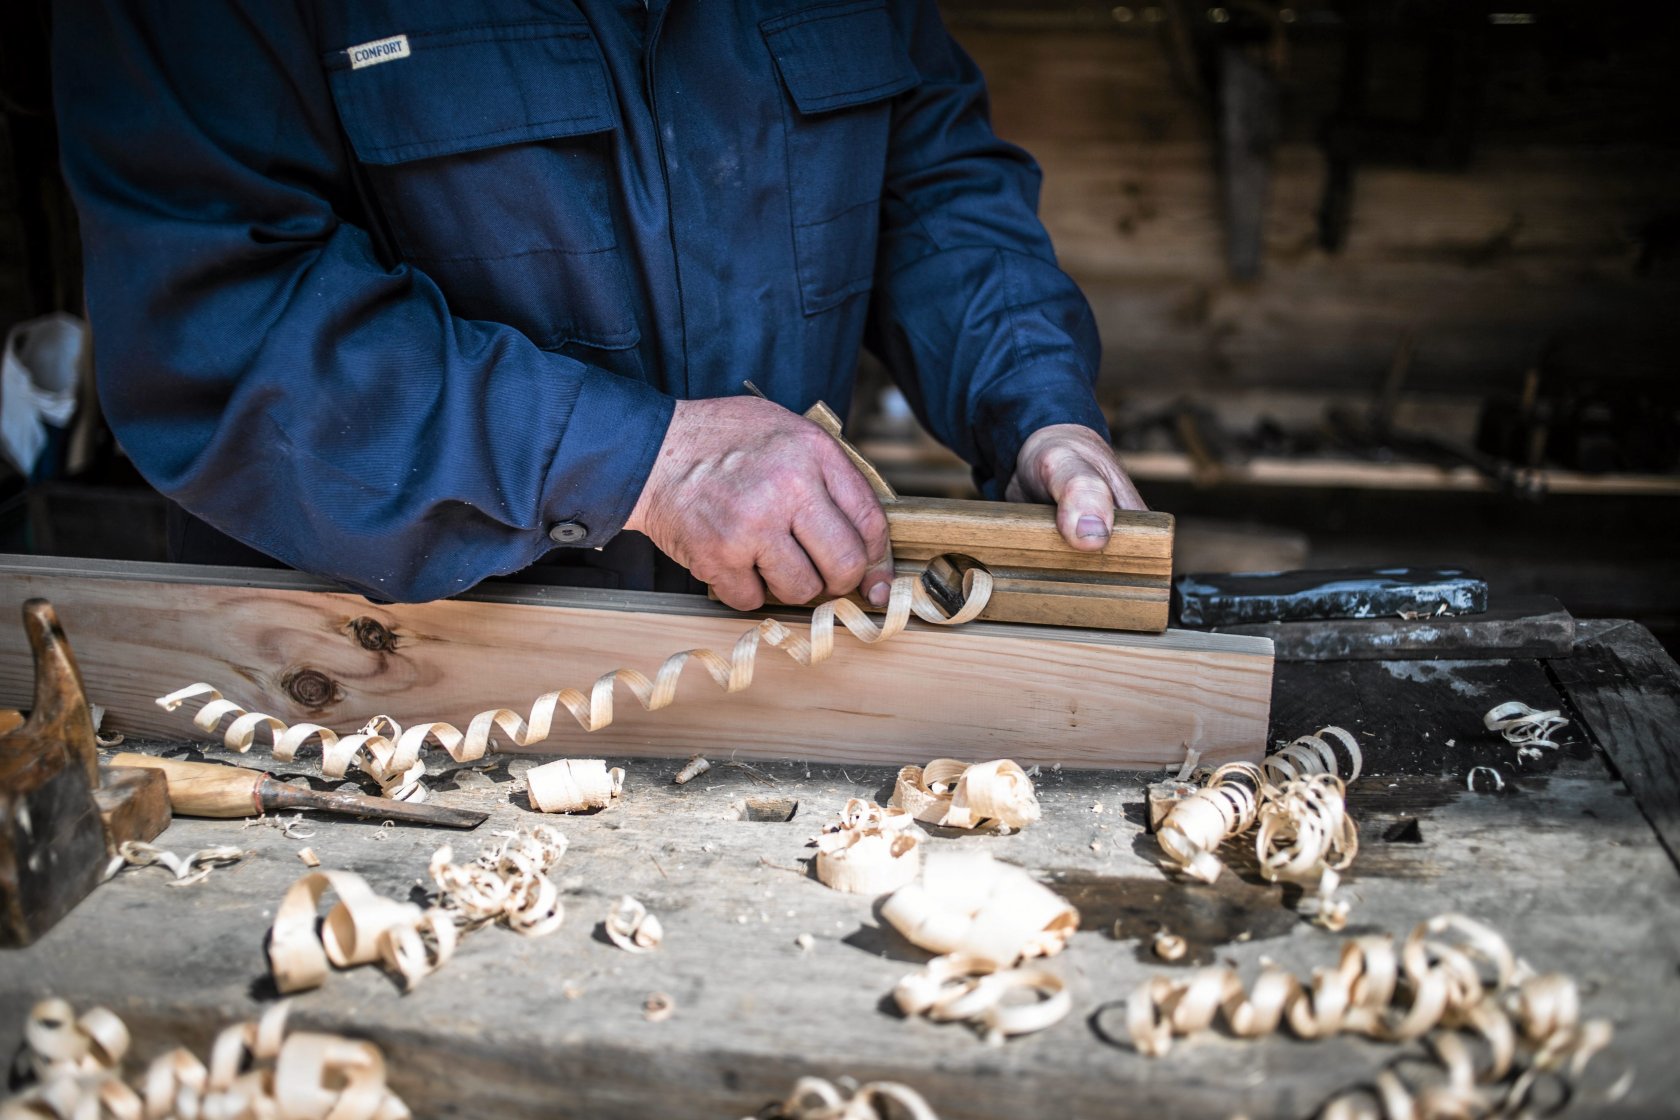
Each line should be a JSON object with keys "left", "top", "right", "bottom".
{"left": 538, "top": 365, "right": 676, "bottom": 549}
{"left": 974, "top": 365, "right": 1110, "bottom": 499}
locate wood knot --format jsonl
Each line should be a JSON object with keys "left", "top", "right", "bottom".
{"left": 348, "top": 616, "right": 398, "bottom": 653}
{"left": 280, "top": 668, "right": 341, "bottom": 711}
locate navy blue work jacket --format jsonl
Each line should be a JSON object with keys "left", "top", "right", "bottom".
{"left": 54, "top": 0, "right": 1106, "bottom": 602}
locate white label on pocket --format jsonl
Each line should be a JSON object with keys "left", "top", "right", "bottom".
{"left": 348, "top": 34, "right": 411, "bottom": 70}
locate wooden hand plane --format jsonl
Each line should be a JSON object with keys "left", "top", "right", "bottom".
{"left": 750, "top": 397, "right": 1175, "bottom": 633}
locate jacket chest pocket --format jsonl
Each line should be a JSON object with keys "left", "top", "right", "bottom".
{"left": 325, "top": 23, "right": 639, "bottom": 350}
{"left": 761, "top": 1, "right": 920, "bottom": 317}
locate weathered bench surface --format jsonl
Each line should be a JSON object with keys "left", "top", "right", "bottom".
{"left": 2, "top": 620, "right": 1677, "bottom": 1119}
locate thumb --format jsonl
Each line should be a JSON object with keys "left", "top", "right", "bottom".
{"left": 1051, "top": 470, "right": 1115, "bottom": 552}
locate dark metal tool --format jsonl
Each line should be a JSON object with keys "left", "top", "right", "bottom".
{"left": 110, "top": 753, "right": 488, "bottom": 830}
{"left": 2, "top": 600, "right": 169, "bottom": 947}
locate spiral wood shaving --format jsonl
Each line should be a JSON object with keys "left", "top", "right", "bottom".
{"left": 1483, "top": 702, "right": 1570, "bottom": 764}
{"left": 156, "top": 571, "right": 991, "bottom": 800}
{"left": 1120, "top": 914, "right": 1613, "bottom": 1120}
{"left": 889, "top": 758, "right": 1040, "bottom": 832}
{"left": 892, "top": 953, "right": 1071, "bottom": 1045}
{"left": 1157, "top": 726, "right": 1362, "bottom": 928}
{"left": 0, "top": 999, "right": 410, "bottom": 1120}
{"left": 747, "top": 1077, "right": 941, "bottom": 1120}
{"left": 271, "top": 825, "right": 567, "bottom": 993}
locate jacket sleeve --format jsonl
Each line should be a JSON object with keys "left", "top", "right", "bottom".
{"left": 52, "top": 1, "right": 674, "bottom": 602}
{"left": 865, "top": 0, "right": 1107, "bottom": 498}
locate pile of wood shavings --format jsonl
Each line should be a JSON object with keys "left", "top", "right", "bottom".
{"left": 0, "top": 998, "right": 410, "bottom": 1120}
{"left": 1157, "top": 726, "right": 1363, "bottom": 928}
{"left": 888, "top": 758, "right": 1040, "bottom": 831}
{"left": 873, "top": 850, "right": 1078, "bottom": 1044}
{"left": 1117, "top": 914, "right": 1616, "bottom": 1120}
{"left": 812, "top": 798, "right": 922, "bottom": 894}
{"left": 155, "top": 570, "right": 991, "bottom": 802}
{"left": 269, "top": 825, "right": 569, "bottom": 993}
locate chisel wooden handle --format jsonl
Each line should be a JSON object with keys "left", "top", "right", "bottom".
{"left": 108, "top": 752, "right": 489, "bottom": 829}
{"left": 110, "top": 753, "right": 263, "bottom": 817}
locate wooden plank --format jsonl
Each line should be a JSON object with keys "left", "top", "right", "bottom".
{"left": 1215, "top": 595, "right": 1575, "bottom": 662}
{"left": 0, "top": 555, "right": 1271, "bottom": 771}
{"left": 1549, "top": 620, "right": 1680, "bottom": 869}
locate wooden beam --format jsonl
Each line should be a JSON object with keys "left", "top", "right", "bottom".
{"left": 1549, "top": 620, "right": 1680, "bottom": 871}
{"left": 0, "top": 555, "right": 1271, "bottom": 770}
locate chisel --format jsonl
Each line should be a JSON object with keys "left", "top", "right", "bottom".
{"left": 109, "top": 753, "right": 487, "bottom": 829}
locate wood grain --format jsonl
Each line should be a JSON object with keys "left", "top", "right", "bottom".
{"left": 886, "top": 498, "right": 1173, "bottom": 574}
{"left": 0, "top": 556, "right": 1271, "bottom": 770}
{"left": 1550, "top": 621, "right": 1680, "bottom": 870}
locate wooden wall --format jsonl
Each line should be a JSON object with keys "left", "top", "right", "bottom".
{"left": 947, "top": 5, "right": 1680, "bottom": 403}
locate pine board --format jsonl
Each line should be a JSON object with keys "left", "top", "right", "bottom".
{"left": 0, "top": 556, "right": 1272, "bottom": 769}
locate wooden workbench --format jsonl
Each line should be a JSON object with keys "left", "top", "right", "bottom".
{"left": 2, "top": 621, "right": 1677, "bottom": 1118}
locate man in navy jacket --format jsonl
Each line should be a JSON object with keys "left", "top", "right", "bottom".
{"left": 53, "top": 0, "right": 1144, "bottom": 610}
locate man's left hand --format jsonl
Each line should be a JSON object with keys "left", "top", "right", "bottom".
{"left": 1005, "top": 424, "right": 1148, "bottom": 551}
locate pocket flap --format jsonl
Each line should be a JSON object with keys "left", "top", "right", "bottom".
{"left": 761, "top": 1, "right": 919, "bottom": 115}
{"left": 327, "top": 24, "right": 615, "bottom": 165}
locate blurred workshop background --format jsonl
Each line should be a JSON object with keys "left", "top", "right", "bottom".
{"left": 2, "top": 1, "right": 1677, "bottom": 647}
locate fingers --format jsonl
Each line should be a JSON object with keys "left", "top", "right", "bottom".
{"left": 1012, "top": 424, "right": 1151, "bottom": 550}
{"left": 756, "top": 535, "right": 827, "bottom": 605}
{"left": 818, "top": 446, "right": 895, "bottom": 607}
{"left": 708, "top": 567, "right": 767, "bottom": 613}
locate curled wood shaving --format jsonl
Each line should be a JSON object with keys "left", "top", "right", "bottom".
{"left": 880, "top": 850, "right": 1078, "bottom": 967}
{"left": 1467, "top": 766, "right": 1506, "bottom": 793}
{"left": 527, "top": 757, "right": 624, "bottom": 814}
{"left": 156, "top": 572, "right": 991, "bottom": 801}
{"left": 268, "top": 869, "right": 458, "bottom": 994}
{"left": 1256, "top": 773, "right": 1359, "bottom": 931}
{"left": 111, "top": 840, "right": 247, "bottom": 887}
{"left": 892, "top": 953, "right": 1071, "bottom": 1045}
{"left": 605, "top": 895, "right": 664, "bottom": 952}
{"left": 673, "top": 754, "right": 712, "bottom": 784}
{"left": 1120, "top": 914, "right": 1614, "bottom": 1120}
{"left": 1158, "top": 726, "right": 1362, "bottom": 928}
{"left": 1, "top": 999, "right": 410, "bottom": 1120}
{"left": 888, "top": 758, "right": 1040, "bottom": 832}
{"left": 1152, "top": 931, "right": 1187, "bottom": 961}
{"left": 1483, "top": 702, "right": 1569, "bottom": 752}
{"left": 749, "top": 1077, "right": 941, "bottom": 1120}
{"left": 812, "top": 799, "right": 922, "bottom": 894}
{"left": 1156, "top": 761, "right": 1263, "bottom": 883}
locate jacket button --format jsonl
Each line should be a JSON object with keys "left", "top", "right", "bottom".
{"left": 548, "top": 521, "right": 589, "bottom": 545}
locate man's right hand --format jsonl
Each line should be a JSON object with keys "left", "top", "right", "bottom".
{"left": 624, "top": 397, "right": 895, "bottom": 612}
